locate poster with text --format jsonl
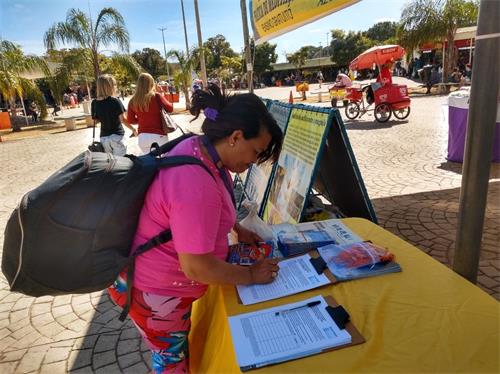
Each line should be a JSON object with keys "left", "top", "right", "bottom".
{"left": 242, "top": 102, "right": 292, "bottom": 211}
{"left": 263, "top": 107, "right": 331, "bottom": 224}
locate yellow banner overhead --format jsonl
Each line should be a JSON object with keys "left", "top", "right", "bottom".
{"left": 250, "top": 0, "right": 360, "bottom": 44}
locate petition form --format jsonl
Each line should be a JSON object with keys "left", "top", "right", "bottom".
{"left": 228, "top": 295, "right": 352, "bottom": 371}
{"left": 236, "top": 253, "right": 330, "bottom": 305}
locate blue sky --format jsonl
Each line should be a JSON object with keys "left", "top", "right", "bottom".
{"left": 0, "top": 0, "right": 407, "bottom": 62}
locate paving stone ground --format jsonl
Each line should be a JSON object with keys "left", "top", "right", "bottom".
{"left": 0, "top": 91, "right": 498, "bottom": 373}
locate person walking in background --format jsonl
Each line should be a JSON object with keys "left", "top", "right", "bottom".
{"left": 91, "top": 74, "right": 137, "bottom": 156}
{"left": 127, "top": 73, "right": 173, "bottom": 154}
{"left": 317, "top": 70, "right": 324, "bottom": 88}
{"left": 108, "top": 83, "right": 283, "bottom": 373}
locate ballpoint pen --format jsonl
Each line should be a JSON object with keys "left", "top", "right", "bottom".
{"left": 275, "top": 300, "right": 321, "bottom": 316}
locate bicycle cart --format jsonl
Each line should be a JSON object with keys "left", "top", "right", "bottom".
{"left": 329, "top": 86, "right": 349, "bottom": 107}
{"left": 346, "top": 45, "right": 411, "bottom": 123}
{"left": 344, "top": 83, "right": 411, "bottom": 122}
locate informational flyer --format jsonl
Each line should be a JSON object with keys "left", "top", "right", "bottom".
{"left": 263, "top": 108, "right": 331, "bottom": 224}
{"left": 242, "top": 102, "right": 292, "bottom": 211}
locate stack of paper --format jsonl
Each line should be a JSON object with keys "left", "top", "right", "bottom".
{"left": 228, "top": 295, "right": 352, "bottom": 371}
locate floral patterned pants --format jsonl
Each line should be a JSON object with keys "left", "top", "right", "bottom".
{"left": 108, "top": 274, "right": 196, "bottom": 373}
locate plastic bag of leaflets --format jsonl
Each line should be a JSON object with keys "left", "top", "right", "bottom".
{"left": 229, "top": 201, "right": 279, "bottom": 256}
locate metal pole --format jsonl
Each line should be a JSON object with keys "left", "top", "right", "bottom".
{"left": 240, "top": 0, "right": 253, "bottom": 93}
{"left": 452, "top": 0, "right": 500, "bottom": 283}
{"left": 180, "top": 0, "right": 190, "bottom": 57}
{"left": 159, "top": 27, "right": 170, "bottom": 79}
{"left": 193, "top": 0, "right": 208, "bottom": 87}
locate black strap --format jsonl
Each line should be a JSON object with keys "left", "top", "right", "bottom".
{"left": 119, "top": 262, "right": 135, "bottom": 322}
{"left": 150, "top": 133, "right": 196, "bottom": 157}
{"left": 200, "top": 135, "right": 236, "bottom": 207}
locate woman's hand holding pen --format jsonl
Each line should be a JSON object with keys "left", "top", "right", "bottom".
{"left": 249, "top": 259, "right": 280, "bottom": 284}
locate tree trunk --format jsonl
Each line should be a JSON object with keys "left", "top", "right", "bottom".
{"left": 183, "top": 78, "right": 191, "bottom": 110}
{"left": 444, "top": 31, "right": 456, "bottom": 83}
{"left": 92, "top": 50, "right": 100, "bottom": 85}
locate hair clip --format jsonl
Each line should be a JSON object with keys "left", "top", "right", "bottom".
{"left": 204, "top": 107, "right": 218, "bottom": 121}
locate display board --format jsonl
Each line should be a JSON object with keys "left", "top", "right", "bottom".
{"left": 262, "top": 106, "right": 332, "bottom": 224}
{"left": 240, "top": 102, "right": 292, "bottom": 212}
{"left": 314, "top": 110, "right": 377, "bottom": 222}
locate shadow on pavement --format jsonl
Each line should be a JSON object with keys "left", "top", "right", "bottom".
{"left": 438, "top": 161, "right": 500, "bottom": 178}
{"left": 343, "top": 118, "right": 409, "bottom": 130}
{"left": 372, "top": 181, "right": 499, "bottom": 300}
{"left": 68, "top": 291, "right": 152, "bottom": 373}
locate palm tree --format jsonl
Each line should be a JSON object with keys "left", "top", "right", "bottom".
{"left": 0, "top": 40, "right": 49, "bottom": 131}
{"left": 44, "top": 7, "right": 130, "bottom": 84}
{"left": 168, "top": 50, "right": 196, "bottom": 110}
{"left": 398, "top": 0, "right": 478, "bottom": 82}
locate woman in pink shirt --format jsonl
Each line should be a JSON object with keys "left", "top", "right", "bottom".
{"left": 109, "top": 84, "right": 283, "bottom": 373}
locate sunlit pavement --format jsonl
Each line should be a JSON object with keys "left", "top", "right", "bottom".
{"left": 0, "top": 88, "right": 498, "bottom": 373}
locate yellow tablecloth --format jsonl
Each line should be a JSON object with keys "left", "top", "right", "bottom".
{"left": 189, "top": 218, "right": 499, "bottom": 373}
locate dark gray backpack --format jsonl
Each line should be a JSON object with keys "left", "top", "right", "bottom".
{"left": 2, "top": 134, "right": 212, "bottom": 305}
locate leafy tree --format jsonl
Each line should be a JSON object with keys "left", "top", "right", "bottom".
{"left": 203, "top": 34, "right": 237, "bottom": 75}
{"left": 168, "top": 49, "right": 197, "bottom": 109}
{"left": 0, "top": 40, "right": 49, "bottom": 129}
{"left": 132, "top": 48, "right": 166, "bottom": 78}
{"left": 217, "top": 55, "right": 242, "bottom": 85}
{"left": 398, "top": 0, "right": 478, "bottom": 82}
{"left": 45, "top": 48, "right": 93, "bottom": 102}
{"left": 329, "top": 29, "right": 375, "bottom": 67}
{"left": 365, "top": 21, "right": 398, "bottom": 43}
{"left": 287, "top": 46, "right": 311, "bottom": 70}
{"left": 100, "top": 54, "right": 142, "bottom": 90}
{"left": 252, "top": 42, "right": 278, "bottom": 81}
{"left": 44, "top": 7, "right": 130, "bottom": 83}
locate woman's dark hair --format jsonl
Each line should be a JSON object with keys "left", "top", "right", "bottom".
{"left": 190, "top": 83, "right": 283, "bottom": 163}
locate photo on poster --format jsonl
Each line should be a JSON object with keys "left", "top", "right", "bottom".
{"left": 263, "top": 108, "right": 331, "bottom": 224}
{"left": 241, "top": 102, "right": 292, "bottom": 210}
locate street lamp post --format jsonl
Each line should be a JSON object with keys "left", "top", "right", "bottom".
{"left": 159, "top": 27, "right": 170, "bottom": 79}
{"left": 180, "top": 0, "right": 190, "bottom": 57}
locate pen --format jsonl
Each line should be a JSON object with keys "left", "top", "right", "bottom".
{"left": 275, "top": 300, "right": 321, "bottom": 316}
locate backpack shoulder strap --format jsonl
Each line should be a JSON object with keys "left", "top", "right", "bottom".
{"left": 150, "top": 133, "right": 195, "bottom": 157}
{"left": 156, "top": 155, "right": 215, "bottom": 180}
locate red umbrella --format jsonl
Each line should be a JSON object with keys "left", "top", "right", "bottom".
{"left": 349, "top": 45, "right": 406, "bottom": 71}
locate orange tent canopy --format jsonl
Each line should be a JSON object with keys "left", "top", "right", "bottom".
{"left": 349, "top": 45, "right": 406, "bottom": 71}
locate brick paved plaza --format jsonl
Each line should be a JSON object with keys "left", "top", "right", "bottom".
{"left": 0, "top": 90, "right": 498, "bottom": 373}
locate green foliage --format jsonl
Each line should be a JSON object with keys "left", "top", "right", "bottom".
{"left": 252, "top": 42, "right": 278, "bottom": 79}
{"left": 287, "top": 46, "right": 311, "bottom": 69}
{"left": 44, "top": 7, "right": 130, "bottom": 83}
{"left": 0, "top": 40, "right": 49, "bottom": 123}
{"left": 365, "top": 21, "right": 398, "bottom": 43}
{"left": 167, "top": 49, "right": 197, "bottom": 109}
{"left": 131, "top": 48, "right": 167, "bottom": 78}
{"left": 328, "top": 29, "right": 375, "bottom": 67}
{"left": 100, "top": 54, "right": 142, "bottom": 89}
{"left": 203, "top": 34, "right": 237, "bottom": 75}
{"left": 398, "top": 0, "right": 478, "bottom": 81}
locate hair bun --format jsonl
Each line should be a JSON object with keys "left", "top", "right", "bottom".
{"left": 189, "top": 83, "right": 227, "bottom": 119}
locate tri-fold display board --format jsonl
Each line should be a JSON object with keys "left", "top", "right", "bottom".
{"left": 241, "top": 101, "right": 376, "bottom": 224}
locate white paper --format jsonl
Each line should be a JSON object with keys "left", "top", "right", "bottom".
{"left": 236, "top": 253, "right": 330, "bottom": 305}
{"left": 228, "top": 295, "right": 352, "bottom": 370}
{"left": 271, "top": 219, "right": 362, "bottom": 245}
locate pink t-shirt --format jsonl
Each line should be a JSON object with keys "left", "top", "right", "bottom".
{"left": 132, "top": 136, "right": 236, "bottom": 298}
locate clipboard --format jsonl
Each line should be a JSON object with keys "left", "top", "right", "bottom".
{"left": 234, "top": 250, "right": 337, "bottom": 305}
{"left": 237, "top": 294, "right": 365, "bottom": 372}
